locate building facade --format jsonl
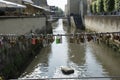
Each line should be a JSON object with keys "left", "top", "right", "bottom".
{"left": 32, "top": 0, "right": 48, "bottom": 7}
{"left": 5, "top": 0, "right": 43, "bottom": 15}
{"left": 64, "top": 4, "right": 68, "bottom": 16}
{"left": 66, "top": 0, "right": 87, "bottom": 16}
{"left": 67, "top": 0, "right": 80, "bottom": 16}
{"left": 32, "top": 0, "right": 50, "bottom": 10}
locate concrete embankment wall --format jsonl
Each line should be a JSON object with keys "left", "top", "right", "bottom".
{"left": 85, "top": 16, "right": 120, "bottom": 53}
{"left": 85, "top": 16, "right": 120, "bottom": 32}
{"left": 0, "top": 17, "right": 52, "bottom": 79}
{"left": 0, "top": 17, "right": 46, "bottom": 34}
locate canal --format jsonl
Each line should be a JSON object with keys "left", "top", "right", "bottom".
{"left": 20, "top": 19, "right": 120, "bottom": 79}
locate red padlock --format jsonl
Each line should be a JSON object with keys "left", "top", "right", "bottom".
{"left": 32, "top": 38, "right": 36, "bottom": 45}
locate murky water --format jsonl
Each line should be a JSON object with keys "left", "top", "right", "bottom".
{"left": 20, "top": 19, "right": 120, "bottom": 80}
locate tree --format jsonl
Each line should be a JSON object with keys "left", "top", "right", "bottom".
{"left": 115, "top": 0, "right": 120, "bottom": 11}
{"left": 103, "top": 0, "right": 115, "bottom": 12}
{"left": 90, "top": 4, "right": 93, "bottom": 13}
{"left": 96, "top": 0, "right": 104, "bottom": 13}
{"left": 92, "top": 1, "right": 97, "bottom": 14}
{"left": 55, "top": 7, "right": 64, "bottom": 17}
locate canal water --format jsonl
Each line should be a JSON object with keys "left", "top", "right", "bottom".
{"left": 20, "top": 19, "right": 120, "bottom": 80}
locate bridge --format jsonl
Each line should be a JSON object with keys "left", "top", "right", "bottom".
{"left": 51, "top": 17, "right": 68, "bottom": 19}
{"left": 48, "top": 16, "right": 68, "bottom": 22}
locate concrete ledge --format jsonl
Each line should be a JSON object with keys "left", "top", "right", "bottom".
{"left": 0, "top": 16, "right": 45, "bottom": 19}
{"left": 85, "top": 15, "right": 120, "bottom": 32}
{"left": 0, "top": 16, "right": 46, "bottom": 34}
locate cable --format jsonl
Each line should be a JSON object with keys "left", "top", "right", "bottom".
{"left": 0, "top": 31, "right": 120, "bottom": 37}
{"left": 17, "top": 76, "right": 120, "bottom": 80}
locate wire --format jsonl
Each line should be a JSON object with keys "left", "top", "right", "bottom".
{"left": 40, "top": 76, "right": 120, "bottom": 79}
{"left": 17, "top": 76, "right": 120, "bottom": 80}
{"left": 0, "top": 31, "right": 120, "bottom": 37}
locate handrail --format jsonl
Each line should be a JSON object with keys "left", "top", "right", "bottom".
{"left": 0, "top": 31, "right": 120, "bottom": 37}
{"left": 17, "top": 76, "right": 120, "bottom": 80}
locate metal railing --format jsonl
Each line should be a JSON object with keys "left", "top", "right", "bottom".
{"left": 0, "top": 31, "right": 120, "bottom": 37}
{"left": 11, "top": 76, "right": 120, "bottom": 80}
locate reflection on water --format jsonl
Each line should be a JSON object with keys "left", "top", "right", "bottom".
{"left": 20, "top": 19, "right": 120, "bottom": 80}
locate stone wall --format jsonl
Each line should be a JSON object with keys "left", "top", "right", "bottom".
{"left": 85, "top": 16, "right": 120, "bottom": 54}
{"left": 0, "top": 17, "right": 46, "bottom": 34}
{"left": 85, "top": 16, "right": 120, "bottom": 32}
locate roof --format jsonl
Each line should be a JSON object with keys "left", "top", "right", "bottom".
{"left": 23, "top": 0, "right": 33, "bottom": 4}
{"left": 30, "top": 4, "right": 51, "bottom": 12}
{"left": 0, "top": 0, "right": 26, "bottom": 8}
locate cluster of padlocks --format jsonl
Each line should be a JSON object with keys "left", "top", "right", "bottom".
{"left": 0, "top": 32, "right": 120, "bottom": 47}
{"left": 54, "top": 32, "right": 120, "bottom": 44}
{"left": 0, "top": 34, "right": 55, "bottom": 48}
{"left": 68, "top": 32, "right": 120, "bottom": 44}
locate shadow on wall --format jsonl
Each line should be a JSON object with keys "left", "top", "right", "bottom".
{"left": 70, "top": 14, "right": 85, "bottom": 30}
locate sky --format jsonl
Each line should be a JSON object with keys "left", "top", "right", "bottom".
{"left": 47, "top": 0, "right": 67, "bottom": 11}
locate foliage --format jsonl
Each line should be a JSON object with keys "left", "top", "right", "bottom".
{"left": 92, "top": 1, "right": 97, "bottom": 13}
{"left": 90, "top": 0, "right": 116, "bottom": 14}
{"left": 55, "top": 7, "right": 64, "bottom": 17}
{"left": 115, "top": 0, "right": 120, "bottom": 11}
{"left": 103, "top": 0, "right": 115, "bottom": 12}
{"left": 96, "top": 0, "right": 104, "bottom": 13}
{"left": 90, "top": 4, "right": 93, "bottom": 13}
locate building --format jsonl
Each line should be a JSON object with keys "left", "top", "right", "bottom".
{"left": 66, "top": 0, "right": 87, "bottom": 16}
{"left": 32, "top": 0, "right": 48, "bottom": 7}
{"left": 67, "top": 0, "right": 80, "bottom": 16}
{"left": 5, "top": 0, "right": 48, "bottom": 16}
{"left": 64, "top": 4, "right": 68, "bottom": 16}
{"left": 65, "top": 0, "right": 87, "bottom": 29}
{"left": 32, "top": 0, "right": 50, "bottom": 10}
{"left": 80, "top": 0, "right": 87, "bottom": 15}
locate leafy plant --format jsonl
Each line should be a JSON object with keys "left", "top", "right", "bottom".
{"left": 96, "top": 0, "right": 104, "bottom": 13}
{"left": 103, "top": 0, "right": 115, "bottom": 12}
{"left": 92, "top": 1, "right": 97, "bottom": 13}
{"left": 90, "top": 4, "right": 93, "bottom": 13}
{"left": 115, "top": 0, "right": 120, "bottom": 11}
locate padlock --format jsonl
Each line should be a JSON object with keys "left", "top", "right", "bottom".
{"left": 106, "top": 34, "right": 111, "bottom": 39}
{"left": 99, "top": 33, "right": 103, "bottom": 38}
{"left": 115, "top": 34, "right": 119, "bottom": 40}
{"left": 77, "top": 35, "right": 80, "bottom": 44}
{"left": 56, "top": 35, "right": 62, "bottom": 44}
{"left": 0, "top": 38, "right": 3, "bottom": 47}
{"left": 52, "top": 36, "right": 55, "bottom": 43}
{"left": 60, "top": 35, "right": 62, "bottom": 43}
{"left": 10, "top": 38, "right": 16, "bottom": 46}
{"left": 39, "top": 35, "right": 43, "bottom": 43}
{"left": 93, "top": 35, "right": 97, "bottom": 42}
{"left": 49, "top": 35, "right": 55, "bottom": 43}
{"left": 69, "top": 37, "right": 74, "bottom": 43}
{"left": 47, "top": 34, "right": 52, "bottom": 44}
{"left": 36, "top": 37, "right": 40, "bottom": 44}
{"left": 31, "top": 38, "right": 36, "bottom": 45}
{"left": 56, "top": 36, "right": 60, "bottom": 44}
{"left": 87, "top": 34, "right": 93, "bottom": 42}
{"left": 80, "top": 35, "right": 85, "bottom": 43}
{"left": 113, "top": 33, "right": 119, "bottom": 40}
